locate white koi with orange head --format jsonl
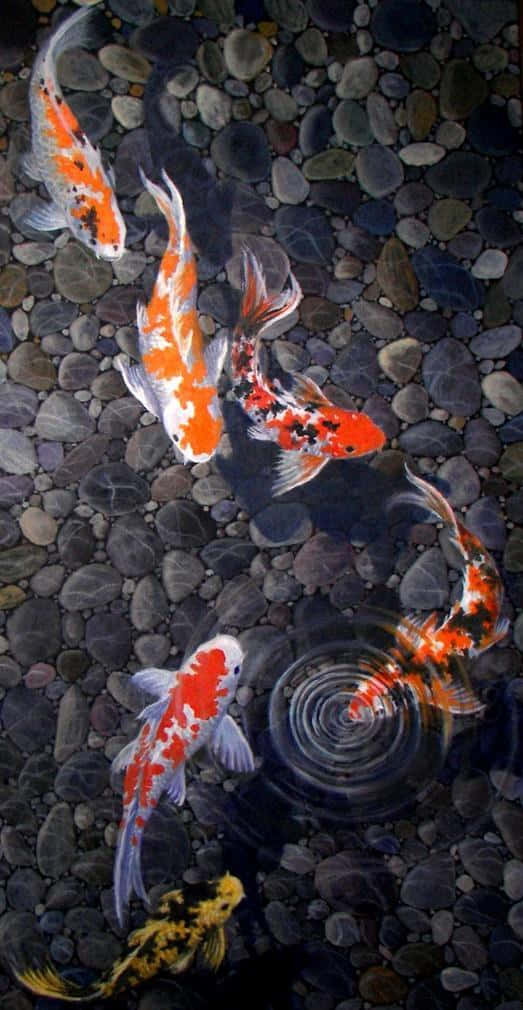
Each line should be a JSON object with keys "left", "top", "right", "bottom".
{"left": 116, "top": 170, "right": 227, "bottom": 463}
{"left": 24, "top": 6, "right": 126, "bottom": 260}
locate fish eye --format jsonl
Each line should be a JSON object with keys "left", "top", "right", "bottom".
{"left": 219, "top": 901, "right": 230, "bottom": 910}
{"left": 233, "top": 665, "right": 240, "bottom": 676}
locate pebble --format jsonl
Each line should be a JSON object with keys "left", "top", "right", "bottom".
{"left": 99, "top": 44, "right": 151, "bottom": 83}
{"left": 412, "top": 248, "right": 483, "bottom": 312}
{"left": 356, "top": 144, "right": 404, "bottom": 198}
{"left": 299, "top": 105, "right": 332, "bottom": 156}
{"left": 156, "top": 500, "right": 216, "bottom": 548}
{"left": 196, "top": 84, "right": 231, "bottom": 130}
{"left": 112, "top": 95, "right": 144, "bottom": 129}
{"left": 399, "top": 547, "right": 449, "bottom": 610}
{"left": 378, "top": 338, "right": 421, "bottom": 384}
{"left": 423, "top": 338, "right": 481, "bottom": 416}
{"left": 371, "top": 0, "right": 436, "bottom": 51}
{"left": 275, "top": 205, "right": 334, "bottom": 264}
{"left": 333, "top": 100, "right": 372, "bottom": 146}
{"left": 482, "top": 372, "right": 523, "bottom": 416}
{"left": 79, "top": 463, "right": 149, "bottom": 515}
{"left": 336, "top": 56, "right": 378, "bottom": 100}
{"left": 2, "top": 683, "right": 55, "bottom": 749}
{"left": 441, "top": 968, "right": 479, "bottom": 993}
{"left": 315, "top": 850, "right": 396, "bottom": 913}
{"left": 54, "top": 243, "right": 113, "bottom": 303}
{"left": 0, "top": 430, "right": 36, "bottom": 475}
{"left": 223, "top": 29, "right": 272, "bottom": 81}
{"left": 377, "top": 236, "right": 419, "bottom": 311}
{"left": 59, "top": 565, "right": 122, "bottom": 611}
{"left": 272, "top": 157, "right": 310, "bottom": 204}
{"left": 215, "top": 574, "right": 267, "bottom": 626}
{"left": 427, "top": 152, "right": 492, "bottom": 199}
{"left": 264, "top": 0, "right": 308, "bottom": 32}
{"left": 36, "top": 803, "right": 75, "bottom": 878}
{"left": 19, "top": 506, "right": 57, "bottom": 545}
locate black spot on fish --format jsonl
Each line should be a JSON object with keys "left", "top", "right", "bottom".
{"left": 322, "top": 419, "right": 340, "bottom": 432}
{"left": 80, "top": 204, "right": 99, "bottom": 241}
{"left": 345, "top": 445, "right": 354, "bottom": 453}
{"left": 73, "top": 128, "right": 86, "bottom": 146}
{"left": 56, "top": 95, "right": 63, "bottom": 106}
{"left": 73, "top": 159, "right": 84, "bottom": 171}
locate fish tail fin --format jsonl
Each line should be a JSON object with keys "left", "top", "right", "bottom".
{"left": 139, "top": 168, "right": 186, "bottom": 252}
{"left": 402, "top": 465, "right": 466, "bottom": 555}
{"left": 236, "top": 250, "right": 302, "bottom": 339}
{"left": 12, "top": 961, "right": 101, "bottom": 1003}
{"left": 113, "top": 800, "right": 149, "bottom": 927}
{"left": 45, "top": 4, "right": 102, "bottom": 66}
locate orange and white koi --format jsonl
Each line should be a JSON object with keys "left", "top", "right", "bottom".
{"left": 116, "top": 170, "right": 227, "bottom": 463}
{"left": 231, "top": 252, "right": 387, "bottom": 496}
{"left": 112, "top": 635, "right": 254, "bottom": 925}
{"left": 348, "top": 465, "right": 509, "bottom": 721}
{"left": 23, "top": 6, "right": 126, "bottom": 260}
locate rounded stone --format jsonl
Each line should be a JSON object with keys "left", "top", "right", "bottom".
{"left": 35, "top": 392, "right": 95, "bottom": 443}
{"left": 7, "top": 599, "right": 61, "bottom": 665}
{"left": 264, "top": 89, "right": 298, "bottom": 123}
{"left": 275, "top": 205, "right": 335, "bottom": 264}
{"left": 196, "top": 84, "right": 232, "bottom": 130}
{"left": 111, "top": 95, "right": 144, "bottom": 129}
{"left": 107, "top": 515, "right": 162, "bottom": 576}
{"left": 423, "top": 338, "right": 481, "bottom": 416}
{"left": 333, "top": 100, "right": 373, "bottom": 146}
{"left": 85, "top": 612, "right": 132, "bottom": 666}
{"left": 54, "top": 243, "right": 113, "bottom": 303}
{"left": 336, "top": 56, "right": 378, "bottom": 100}
{"left": 57, "top": 48, "right": 109, "bottom": 91}
{"left": 366, "top": 92, "right": 398, "bottom": 146}
{"left": 0, "top": 265, "right": 27, "bottom": 308}
{"left": 376, "top": 237, "right": 419, "bottom": 311}
{"left": 371, "top": 0, "right": 436, "bottom": 51}
{"left": 79, "top": 463, "right": 149, "bottom": 515}
{"left": 482, "top": 372, "right": 523, "bottom": 416}
{"left": 211, "top": 122, "right": 271, "bottom": 182}
{"left": 428, "top": 199, "right": 472, "bottom": 241}
{"left": 440, "top": 60, "right": 488, "bottom": 121}
{"left": 0, "top": 430, "right": 37, "bottom": 475}
{"left": 59, "top": 565, "right": 122, "bottom": 611}
{"left": 356, "top": 145, "right": 404, "bottom": 198}
{"left": 272, "top": 157, "right": 310, "bottom": 205}
{"left": 162, "top": 549, "right": 205, "bottom": 603}
{"left": 98, "top": 44, "right": 151, "bottom": 83}
{"left": 223, "top": 29, "right": 272, "bottom": 81}
{"left": 378, "top": 338, "right": 421, "bottom": 385}
{"left": 19, "top": 506, "right": 57, "bottom": 545}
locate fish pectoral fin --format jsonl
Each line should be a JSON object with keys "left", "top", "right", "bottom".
{"left": 22, "top": 201, "right": 67, "bottom": 232}
{"left": 139, "top": 698, "right": 170, "bottom": 723}
{"left": 289, "top": 372, "right": 332, "bottom": 408}
{"left": 469, "top": 616, "right": 510, "bottom": 657}
{"left": 433, "top": 679, "right": 485, "bottom": 716}
{"left": 111, "top": 738, "right": 138, "bottom": 775}
{"left": 131, "top": 666, "right": 174, "bottom": 698}
{"left": 20, "top": 152, "right": 43, "bottom": 181}
{"left": 210, "top": 714, "right": 255, "bottom": 774}
{"left": 273, "top": 451, "right": 329, "bottom": 497}
{"left": 247, "top": 421, "right": 270, "bottom": 442}
{"left": 167, "top": 949, "right": 196, "bottom": 976}
{"left": 116, "top": 360, "right": 161, "bottom": 418}
{"left": 204, "top": 333, "right": 228, "bottom": 386}
{"left": 202, "top": 926, "right": 226, "bottom": 972}
{"left": 164, "top": 764, "right": 187, "bottom": 806}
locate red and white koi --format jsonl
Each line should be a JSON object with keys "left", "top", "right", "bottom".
{"left": 348, "top": 466, "right": 509, "bottom": 722}
{"left": 230, "top": 251, "right": 387, "bottom": 496}
{"left": 112, "top": 635, "right": 254, "bottom": 925}
{"left": 116, "top": 170, "right": 227, "bottom": 463}
{"left": 23, "top": 6, "right": 126, "bottom": 260}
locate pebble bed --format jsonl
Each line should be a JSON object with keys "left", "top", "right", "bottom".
{"left": 0, "top": 0, "right": 522, "bottom": 1008}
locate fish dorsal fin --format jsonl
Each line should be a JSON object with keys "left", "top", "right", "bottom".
{"left": 273, "top": 451, "right": 329, "bottom": 497}
{"left": 138, "top": 698, "right": 170, "bottom": 723}
{"left": 204, "top": 333, "right": 228, "bottom": 386}
{"left": 202, "top": 926, "right": 226, "bottom": 971}
{"left": 287, "top": 372, "right": 332, "bottom": 409}
{"left": 131, "top": 666, "right": 174, "bottom": 697}
{"left": 210, "top": 714, "right": 255, "bottom": 773}
{"left": 431, "top": 679, "right": 485, "bottom": 716}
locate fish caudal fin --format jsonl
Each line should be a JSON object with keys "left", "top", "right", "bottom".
{"left": 430, "top": 678, "right": 485, "bottom": 717}
{"left": 273, "top": 450, "right": 329, "bottom": 497}
{"left": 237, "top": 250, "right": 302, "bottom": 340}
{"left": 113, "top": 798, "right": 150, "bottom": 927}
{"left": 44, "top": 4, "right": 101, "bottom": 65}
{"left": 139, "top": 168, "right": 186, "bottom": 244}
{"left": 12, "top": 961, "right": 100, "bottom": 1003}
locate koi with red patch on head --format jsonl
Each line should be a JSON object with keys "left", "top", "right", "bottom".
{"left": 230, "top": 251, "right": 386, "bottom": 497}
{"left": 348, "top": 466, "right": 508, "bottom": 723}
{"left": 111, "top": 635, "right": 254, "bottom": 926}
{"left": 116, "top": 169, "right": 228, "bottom": 464}
{"left": 23, "top": 6, "right": 125, "bottom": 260}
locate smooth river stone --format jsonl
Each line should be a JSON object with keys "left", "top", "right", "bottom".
{"left": 54, "top": 243, "right": 113, "bottom": 303}
{"left": 426, "top": 153, "right": 491, "bottom": 199}
{"left": 355, "top": 145, "right": 403, "bottom": 198}
{"left": 376, "top": 237, "right": 419, "bottom": 311}
{"left": 99, "top": 44, "right": 151, "bottom": 82}
{"left": 79, "top": 463, "right": 149, "bottom": 515}
{"left": 428, "top": 198, "right": 472, "bottom": 241}
{"left": 423, "top": 338, "right": 481, "bottom": 416}
{"left": 445, "top": 0, "right": 517, "bottom": 43}
{"left": 223, "top": 29, "right": 272, "bottom": 81}
{"left": 336, "top": 57, "right": 378, "bottom": 100}
{"left": 35, "top": 392, "right": 95, "bottom": 442}
{"left": 439, "top": 60, "right": 488, "bottom": 120}
{"left": 482, "top": 372, "right": 523, "bottom": 416}
{"left": 406, "top": 89, "right": 436, "bottom": 141}
{"left": 371, "top": 0, "right": 436, "bottom": 51}
{"left": 211, "top": 122, "right": 271, "bottom": 182}
{"left": 275, "top": 206, "right": 335, "bottom": 264}
{"left": 378, "top": 338, "right": 421, "bottom": 384}
{"left": 412, "top": 248, "right": 483, "bottom": 311}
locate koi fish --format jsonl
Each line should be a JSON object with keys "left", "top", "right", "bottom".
{"left": 112, "top": 635, "right": 254, "bottom": 925}
{"left": 230, "top": 251, "right": 387, "bottom": 496}
{"left": 348, "top": 465, "right": 509, "bottom": 721}
{"left": 13, "top": 873, "right": 244, "bottom": 1001}
{"left": 116, "top": 169, "right": 227, "bottom": 463}
{"left": 23, "top": 6, "right": 126, "bottom": 260}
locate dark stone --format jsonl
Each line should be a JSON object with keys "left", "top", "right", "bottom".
{"left": 200, "top": 539, "right": 257, "bottom": 578}
{"left": 405, "top": 310, "right": 447, "bottom": 343}
{"left": 53, "top": 435, "right": 110, "bottom": 488}
{"left": 299, "top": 105, "right": 332, "bottom": 156}
{"left": 1, "top": 686, "right": 55, "bottom": 753}
{"left": 169, "top": 595, "right": 210, "bottom": 652}
{"left": 476, "top": 207, "right": 521, "bottom": 248}
{"left": 372, "top": 0, "right": 436, "bottom": 51}
{"left": 215, "top": 574, "right": 267, "bottom": 626}
{"left": 399, "top": 420, "right": 463, "bottom": 457}
{"left": 68, "top": 93, "right": 112, "bottom": 144}
{"left": 401, "top": 854, "right": 455, "bottom": 910}
{"left": 0, "top": 381, "right": 38, "bottom": 428}
{"left": 133, "top": 17, "right": 198, "bottom": 61}
{"left": 272, "top": 45, "right": 304, "bottom": 88}
{"left": 57, "top": 518, "right": 95, "bottom": 568}
{"left": 468, "top": 104, "right": 519, "bottom": 157}
{"left": 79, "top": 463, "right": 149, "bottom": 515}
{"left": 426, "top": 153, "right": 492, "bottom": 198}
{"left": 55, "top": 751, "right": 109, "bottom": 802}
{"left": 30, "top": 300, "right": 77, "bottom": 338}
{"left": 6, "top": 599, "right": 61, "bottom": 665}
{"left": 464, "top": 418, "right": 501, "bottom": 466}
{"left": 354, "top": 198, "right": 396, "bottom": 235}
{"left": 59, "top": 564, "right": 122, "bottom": 612}
{"left": 412, "top": 248, "right": 484, "bottom": 311}
{"left": 422, "top": 338, "right": 481, "bottom": 415}
{"left": 454, "top": 889, "right": 509, "bottom": 928}
{"left": 309, "top": 181, "right": 362, "bottom": 216}
{"left": 330, "top": 334, "right": 379, "bottom": 397}
{"left": 211, "top": 122, "right": 271, "bottom": 182}
{"left": 315, "top": 851, "right": 397, "bottom": 914}
{"left": 107, "top": 515, "right": 162, "bottom": 576}
{"left": 85, "top": 613, "right": 132, "bottom": 666}
{"left": 275, "top": 205, "right": 335, "bottom": 264}
{"left": 155, "top": 500, "right": 216, "bottom": 548}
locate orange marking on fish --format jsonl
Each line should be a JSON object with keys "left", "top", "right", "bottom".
{"left": 139, "top": 761, "right": 166, "bottom": 807}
